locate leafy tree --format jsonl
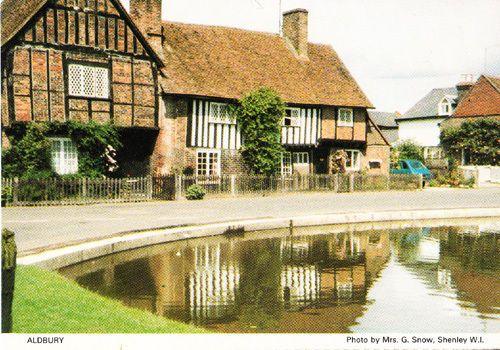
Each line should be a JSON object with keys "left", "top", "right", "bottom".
{"left": 234, "top": 87, "right": 285, "bottom": 175}
{"left": 391, "top": 140, "right": 424, "bottom": 165}
{"left": 441, "top": 119, "right": 499, "bottom": 166}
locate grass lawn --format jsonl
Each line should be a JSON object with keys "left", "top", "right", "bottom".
{"left": 12, "top": 265, "right": 207, "bottom": 333}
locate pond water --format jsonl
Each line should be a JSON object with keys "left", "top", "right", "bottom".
{"left": 59, "top": 219, "right": 500, "bottom": 333}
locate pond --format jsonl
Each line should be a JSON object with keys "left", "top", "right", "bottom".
{"left": 59, "top": 219, "right": 500, "bottom": 333}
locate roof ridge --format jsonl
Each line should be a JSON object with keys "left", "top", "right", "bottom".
{"left": 482, "top": 75, "right": 500, "bottom": 94}
{"left": 162, "top": 20, "right": 280, "bottom": 38}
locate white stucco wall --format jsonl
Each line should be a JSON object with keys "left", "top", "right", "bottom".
{"left": 397, "top": 118, "right": 446, "bottom": 147}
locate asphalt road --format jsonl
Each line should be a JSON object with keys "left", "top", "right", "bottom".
{"left": 3, "top": 187, "right": 500, "bottom": 253}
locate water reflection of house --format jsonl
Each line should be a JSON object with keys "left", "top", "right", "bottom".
{"left": 279, "top": 231, "right": 391, "bottom": 309}
{"left": 148, "top": 243, "right": 240, "bottom": 323}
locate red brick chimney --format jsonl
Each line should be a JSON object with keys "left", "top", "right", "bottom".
{"left": 130, "top": 0, "right": 164, "bottom": 57}
{"left": 283, "top": 9, "right": 309, "bottom": 59}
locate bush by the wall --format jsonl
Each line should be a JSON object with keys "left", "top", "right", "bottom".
{"left": 185, "top": 184, "right": 206, "bottom": 200}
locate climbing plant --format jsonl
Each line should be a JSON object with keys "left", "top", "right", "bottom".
{"left": 2, "top": 121, "right": 121, "bottom": 179}
{"left": 234, "top": 87, "right": 285, "bottom": 175}
{"left": 441, "top": 119, "right": 500, "bottom": 166}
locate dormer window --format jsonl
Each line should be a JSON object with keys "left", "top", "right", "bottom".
{"left": 438, "top": 95, "right": 457, "bottom": 116}
{"left": 283, "top": 107, "right": 301, "bottom": 127}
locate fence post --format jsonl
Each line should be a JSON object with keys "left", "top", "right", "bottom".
{"left": 418, "top": 174, "right": 423, "bottom": 190}
{"left": 146, "top": 175, "right": 153, "bottom": 200}
{"left": 334, "top": 174, "right": 339, "bottom": 193}
{"left": 12, "top": 178, "right": 19, "bottom": 206}
{"left": 82, "top": 178, "right": 87, "bottom": 199}
{"left": 386, "top": 174, "right": 391, "bottom": 190}
{"left": 175, "top": 175, "right": 182, "bottom": 200}
{"left": 349, "top": 173, "right": 355, "bottom": 192}
{"left": 230, "top": 174, "right": 237, "bottom": 197}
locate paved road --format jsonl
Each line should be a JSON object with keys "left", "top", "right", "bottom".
{"left": 3, "top": 187, "right": 500, "bottom": 253}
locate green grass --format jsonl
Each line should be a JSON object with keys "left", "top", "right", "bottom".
{"left": 12, "top": 265, "right": 207, "bottom": 333}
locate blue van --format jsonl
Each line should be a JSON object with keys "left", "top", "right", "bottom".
{"left": 390, "top": 159, "right": 432, "bottom": 182}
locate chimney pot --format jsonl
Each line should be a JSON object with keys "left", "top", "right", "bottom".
{"left": 282, "top": 8, "right": 309, "bottom": 59}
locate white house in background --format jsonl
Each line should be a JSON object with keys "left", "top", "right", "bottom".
{"left": 397, "top": 87, "right": 458, "bottom": 160}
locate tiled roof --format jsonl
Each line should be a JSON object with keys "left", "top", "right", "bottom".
{"left": 398, "top": 87, "right": 457, "bottom": 120}
{"left": 159, "top": 21, "right": 373, "bottom": 107}
{"left": 0, "top": 0, "right": 164, "bottom": 65}
{"left": 453, "top": 75, "right": 500, "bottom": 118}
{"left": 1, "top": 0, "right": 47, "bottom": 47}
{"left": 368, "top": 111, "right": 398, "bottom": 127}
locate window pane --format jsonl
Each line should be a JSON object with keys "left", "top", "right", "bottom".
{"left": 68, "top": 64, "right": 109, "bottom": 98}
{"left": 68, "top": 65, "right": 83, "bottom": 96}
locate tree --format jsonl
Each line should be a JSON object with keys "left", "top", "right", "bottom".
{"left": 392, "top": 140, "right": 424, "bottom": 165}
{"left": 441, "top": 119, "right": 499, "bottom": 166}
{"left": 234, "top": 87, "right": 285, "bottom": 175}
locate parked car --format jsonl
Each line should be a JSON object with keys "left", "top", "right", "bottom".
{"left": 391, "top": 159, "right": 432, "bottom": 184}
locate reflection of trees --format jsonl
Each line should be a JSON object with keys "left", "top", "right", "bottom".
{"left": 439, "top": 229, "right": 499, "bottom": 315}
{"left": 236, "top": 239, "right": 283, "bottom": 331}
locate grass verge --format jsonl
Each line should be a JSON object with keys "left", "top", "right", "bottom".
{"left": 12, "top": 265, "right": 207, "bottom": 333}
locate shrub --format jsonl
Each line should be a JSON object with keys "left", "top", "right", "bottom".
{"left": 392, "top": 140, "right": 424, "bottom": 164}
{"left": 185, "top": 184, "right": 206, "bottom": 200}
{"left": 429, "top": 179, "right": 439, "bottom": 187}
{"left": 234, "top": 87, "right": 285, "bottom": 175}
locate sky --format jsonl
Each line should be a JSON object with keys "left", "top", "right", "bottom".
{"left": 37, "top": 0, "right": 500, "bottom": 112}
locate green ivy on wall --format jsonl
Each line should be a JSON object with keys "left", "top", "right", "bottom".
{"left": 234, "top": 87, "right": 286, "bottom": 175}
{"left": 2, "top": 121, "right": 122, "bottom": 179}
{"left": 441, "top": 119, "right": 499, "bottom": 166}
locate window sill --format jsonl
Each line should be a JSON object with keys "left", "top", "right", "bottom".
{"left": 68, "top": 95, "right": 111, "bottom": 102}
{"left": 337, "top": 123, "right": 354, "bottom": 128}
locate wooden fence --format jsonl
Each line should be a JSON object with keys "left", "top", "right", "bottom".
{"left": 176, "top": 173, "right": 422, "bottom": 198}
{"left": 1, "top": 173, "right": 422, "bottom": 206}
{"left": 1, "top": 177, "right": 153, "bottom": 206}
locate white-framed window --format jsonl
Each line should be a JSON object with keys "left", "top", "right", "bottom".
{"left": 196, "top": 149, "right": 221, "bottom": 176}
{"left": 209, "top": 102, "right": 235, "bottom": 124}
{"left": 68, "top": 64, "right": 110, "bottom": 99}
{"left": 50, "top": 138, "right": 78, "bottom": 175}
{"left": 345, "top": 149, "right": 362, "bottom": 171}
{"left": 283, "top": 107, "right": 301, "bottom": 127}
{"left": 281, "top": 152, "right": 310, "bottom": 175}
{"left": 281, "top": 152, "right": 292, "bottom": 176}
{"left": 292, "top": 152, "right": 309, "bottom": 164}
{"left": 338, "top": 108, "right": 354, "bottom": 127}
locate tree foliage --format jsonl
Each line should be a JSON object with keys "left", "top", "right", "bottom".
{"left": 441, "top": 119, "right": 499, "bottom": 166}
{"left": 2, "top": 121, "right": 121, "bottom": 178}
{"left": 234, "top": 87, "right": 285, "bottom": 175}
{"left": 391, "top": 140, "right": 424, "bottom": 166}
